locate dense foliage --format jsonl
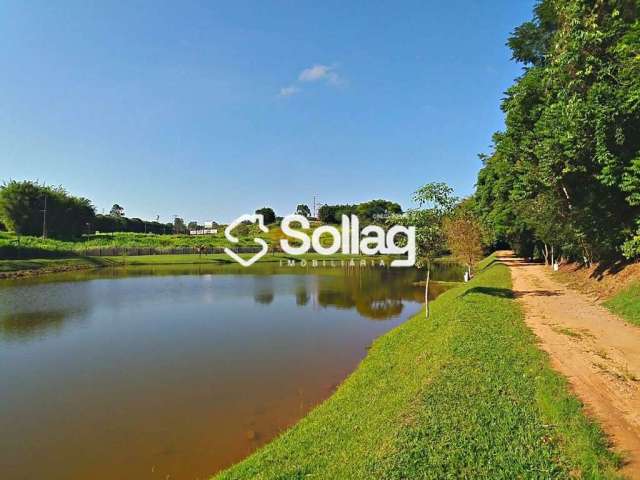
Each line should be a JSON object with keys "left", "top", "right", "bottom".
{"left": 0, "top": 180, "right": 95, "bottom": 239}
{"left": 255, "top": 207, "right": 276, "bottom": 225}
{"left": 296, "top": 204, "right": 311, "bottom": 217}
{"left": 94, "top": 214, "right": 173, "bottom": 235}
{"left": 318, "top": 199, "right": 402, "bottom": 224}
{"left": 476, "top": 0, "right": 640, "bottom": 262}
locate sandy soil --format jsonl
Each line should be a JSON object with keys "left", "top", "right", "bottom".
{"left": 500, "top": 253, "right": 640, "bottom": 478}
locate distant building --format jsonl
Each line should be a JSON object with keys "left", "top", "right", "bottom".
{"left": 189, "top": 221, "right": 218, "bottom": 235}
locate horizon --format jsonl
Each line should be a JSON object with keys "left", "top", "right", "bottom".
{"left": 1, "top": 1, "right": 534, "bottom": 223}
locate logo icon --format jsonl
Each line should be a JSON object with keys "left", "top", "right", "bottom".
{"left": 224, "top": 214, "right": 269, "bottom": 267}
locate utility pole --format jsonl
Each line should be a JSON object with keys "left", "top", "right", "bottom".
{"left": 41, "top": 195, "right": 47, "bottom": 239}
{"left": 313, "top": 195, "right": 322, "bottom": 219}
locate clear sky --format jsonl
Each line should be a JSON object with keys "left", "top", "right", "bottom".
{"left": 0, "top": 0, "right": 534, "bottom": 223}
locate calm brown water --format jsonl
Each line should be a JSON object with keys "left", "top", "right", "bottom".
{"left": 0, "top": 261, "right": 461, "bottom": 480}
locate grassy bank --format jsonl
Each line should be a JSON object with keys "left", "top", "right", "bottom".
{"left": 0, "top": 252, "right": 399, "bottom": 277}
{"left": 0, "top": 231, "right": 261, "bottom": 257}
{"left": 0, "top": 224, "right": 331, "bottom": 259}
{"left": 552, "top": 262, "right": 640, "bottom": 328}
{"left": 604, "top": 282, "right": 640, "bottom": 327}
{"left": 216, "top": 256, "right": 620, "bottom": 479}
{"left": 0, "top": 256, "right": 117, "bottom": 277}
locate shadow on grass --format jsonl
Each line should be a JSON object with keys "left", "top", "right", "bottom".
{"left": 461, "top": 286, "right": 562, "bottom": 299}
{"left": 460, "top": 286, "right": 515, "bottom": 299}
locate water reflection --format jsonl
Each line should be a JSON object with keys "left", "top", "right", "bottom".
{"left": 0, "top": 260, "right": 463, "bottom": 480}
{"left": 0, "top": 280, "right": 93, "bottom": 342}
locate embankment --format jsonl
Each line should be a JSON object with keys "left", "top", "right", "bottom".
{"left": 215, "top": 255, "right": 620, "bottom": 479}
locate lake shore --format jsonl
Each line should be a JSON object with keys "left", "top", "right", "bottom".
{"left": 216, "top": 254, "right": 620, "bottom": 479}
{"left": 0, "top": 253, "right": 421, "bottom": 279}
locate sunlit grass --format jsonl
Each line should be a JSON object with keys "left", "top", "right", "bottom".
{"left": 605, "top": 281, "right": 640, "bottom": 327}
{"left": 216, "top": 255, "right": 620, "bottom": 479}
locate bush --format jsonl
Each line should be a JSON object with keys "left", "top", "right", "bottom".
{"left": 0, "top": 180, "right": 95, "bottom": 239}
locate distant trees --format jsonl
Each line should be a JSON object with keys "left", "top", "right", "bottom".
{"left": 93, "top": 214, "right": 171, "bottom": 234}
{"left": 319, "top": 200, "right": 402, "bottom": 224}
{"left": 173, "top": 217, "right": 186, "bottom": 234}
{"left": 110, "top": 204, "right": 125, "bottom": 217}
{"left": 255, "top": 207, "right": 276, "bottom": 225}
{"left": 318, "top": 204, "right": 355, "bottom": 224}
{"left": 0, "top": 180, "right": 95, "bottom": 239}
{"left": 356, "top": 199, "right": 402, "bottom": 223}
{"left": 296, "top": 204, "right": 311, "bottom": 218}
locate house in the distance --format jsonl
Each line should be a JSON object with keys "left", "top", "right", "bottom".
{"left": 189, "top": 221, "right": 218, "bottom": 235}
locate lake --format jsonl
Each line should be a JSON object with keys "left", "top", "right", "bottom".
{"left": 0, "top": 260, "right": 462, "bottom": 479}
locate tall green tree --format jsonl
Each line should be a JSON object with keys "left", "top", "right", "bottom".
{"left": 476, "top": 0, "right": 640, "bottom": 263}
{"left": 110, "top": 204, "right": 125, "bottom": 217}
{"left": 295, "top": 204, "right": 311, "bottom": 218}
{"left": 0, "top": 180, "right": 95, "bottom": 239}
{"left": 255, "top": 207, "right": 276, "bottom": 225}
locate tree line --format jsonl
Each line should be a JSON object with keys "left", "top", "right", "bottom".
{"left": 318, "top": 199, "right": 402, "bottom": 224}
{"left": 0, "top": 180, "right": 181, "bottom": 239}
{"left": 0, "top": 180, "right": 408, "bottom": 242}
{"left": 475, "top": 0, "right": 640, "bottom": 264}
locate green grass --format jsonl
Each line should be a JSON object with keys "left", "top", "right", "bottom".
{"left": 0, "top": 252, "right": 389, "bottom": 276}
{"left": 215, "top": 255, "right": 620, "bottom": 479}
{"left": 604, "top": 281, "right": 640, "bottom": 326}
{"left": 0, "top": 225, "right": 337, "bottom": 259}
{"left": 0, "top": 256, "right": 116, "bottom": 275}
{"left": 0, "top": 230, "right": 258, "bottom": 252}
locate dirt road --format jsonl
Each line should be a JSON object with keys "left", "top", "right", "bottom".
{"left": 502, "top": 254, "right": 640, "bottom": 478}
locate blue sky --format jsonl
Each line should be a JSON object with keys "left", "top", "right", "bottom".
{"left": 0, "top": 0, "right": 534, "bottom": 223}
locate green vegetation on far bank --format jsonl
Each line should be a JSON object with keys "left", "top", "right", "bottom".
{"left": 0, "top": 230, "right": 261, "bottom": 257}
{"left": 0, "top": 222, "right": 340, "bottom": 260}
{"left": 0, "top": 252, "right": 427, "bottom": 278}
{"left": 605, "top": 282, "right": 640, "bottom": 327}
{"left": 0, "top": 256, "right": 117, "bottom": 276}
{"left": 216, "top": 256, "right": 620, "bottom": 479}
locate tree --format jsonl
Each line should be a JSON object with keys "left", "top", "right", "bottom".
{"left": 110, "top": 204, "right": 125, "bottom": 217}
{"left": 388, "top": 182, "right": 456, "bottom": 318}
{"left": 187, "top": 221, "right": 199, "bottom": 230}
{"left": 296, "top": 204, "right": 311, "bottom": 218}
{"left": 356, "top": 199, "right": 402, "bottom": 223}
{"left": 444, "top": 202, "right": 484, "bottom": 279}
{"left": 0, "top": 180, "right": 95, "bottom": 239}
{"left": 173, "top": 217, "right": 186, "bottom": 234}
{"left": 255, "top": 207, "right": 276, "bottom": 225}
{"left": 0, "top": 180, "right": 42, "bottom": 236}
{"left": 318, "top": 200, "right": 400, "bottom": 224}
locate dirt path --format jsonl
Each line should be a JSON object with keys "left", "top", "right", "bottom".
{"left": 501, "top": 254, "right": 640, "bottom": 478}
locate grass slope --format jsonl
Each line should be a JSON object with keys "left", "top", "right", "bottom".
{"left": 0, "top": 224, "right": 331, "bottom": 258}
{"left": 604, "top": 281, "right": 640, "bottom": 327}
{"left": 0, "top": 256, "right": 116, "bottom": 276}
{"left": 0, "top": 253, "right": 386, "bottom": 276}
{"left": 216, "top": 256, "right": 620, "bottom": 479}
